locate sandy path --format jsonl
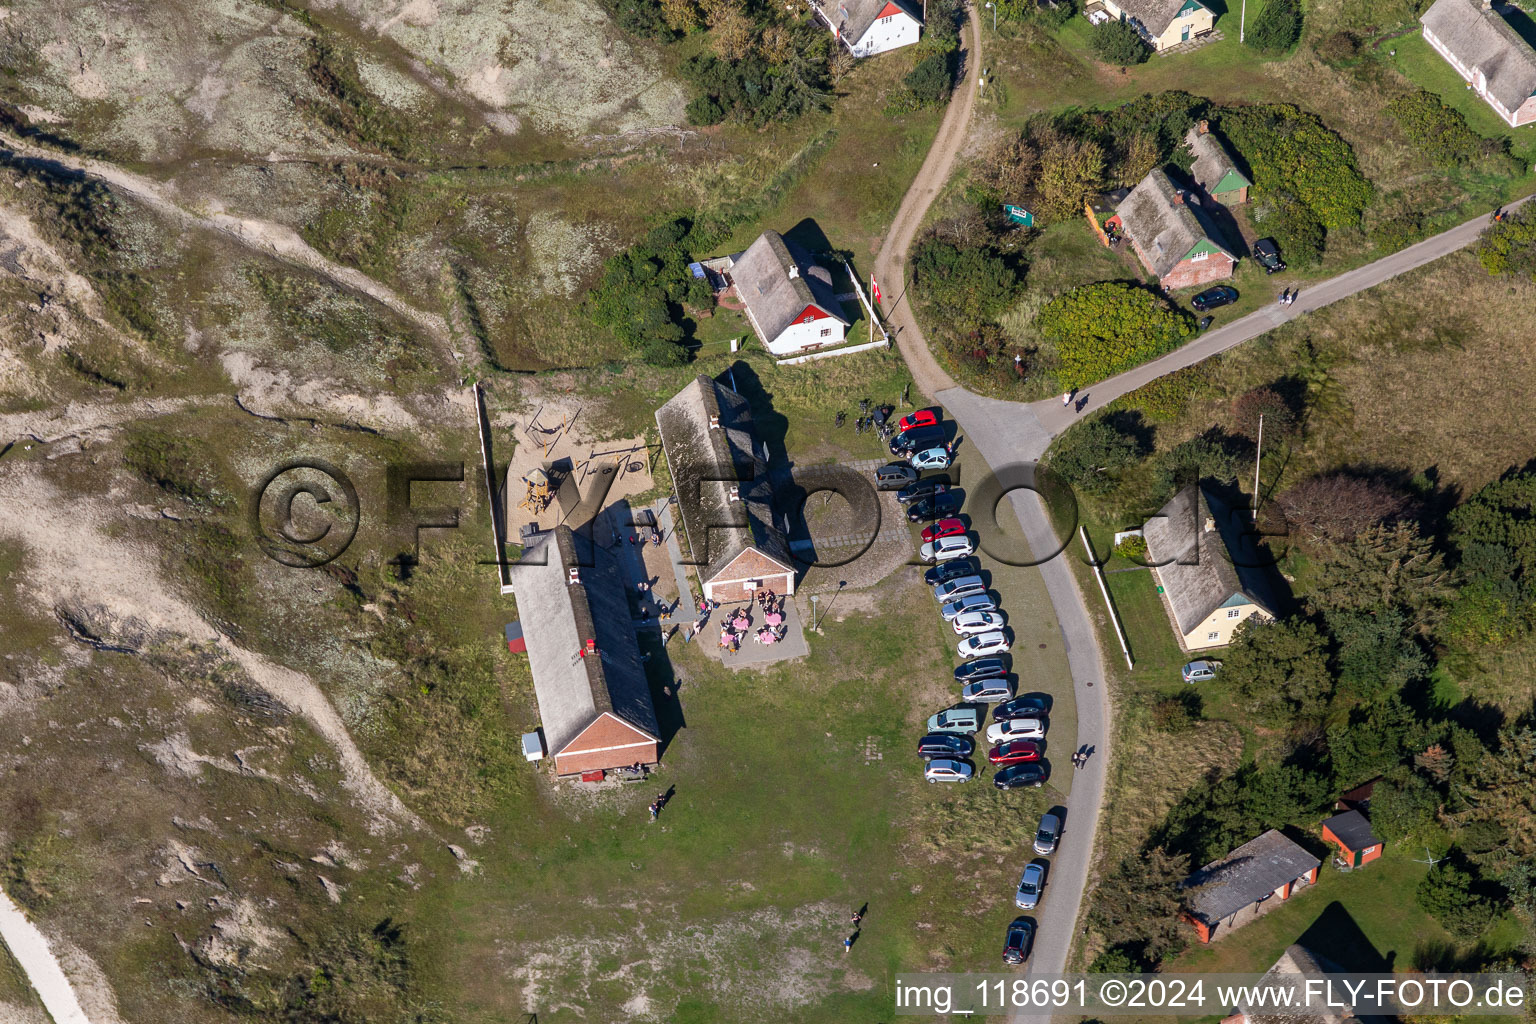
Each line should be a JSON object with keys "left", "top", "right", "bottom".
{"left": 0, "top": 132, "right": 464, "bottom": 364}
{"left": 0, "top": 466, "right": 423, "bottom": 834}
{"left": 0, "top": 395, "right": 226, "bottom": 445}
{"left": 0, "top": 887, "right": 97, "bottom": 1024}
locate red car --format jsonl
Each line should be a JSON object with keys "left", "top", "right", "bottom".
{"left": 921, "top": 518, "right": 966, "bottom": 544}
{"left": 898, "top": 409, "right": 939, "bottom": 433}
{"left": 988, "top": 740, "right": 1042, "bottom": 765}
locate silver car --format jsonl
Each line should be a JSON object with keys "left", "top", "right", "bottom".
{"left": 962, "top": 678, "right": 1013, "bottom": 703}
{"left": 941, "top": 593, "right": 996, "bottom": 620}
{"left": 1015, "top": 861, "right": 1046, "bottom": 910}
{"left": 933, "top": 576, "right": 987, "bottom": 603}
{"left": 952, "top": 610, "right": 1006, "bottom": 637}
{"left": 924, "top": 759, "right": 974, "bottom": 784}
{"left": 1033, "top": 812, "right": 1062, "bottom": 856}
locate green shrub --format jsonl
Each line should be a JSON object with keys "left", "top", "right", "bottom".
{"left": 1035, "top": 281, "right": 1195, "bottom": 389}
{"left": 685, "top": 95, "right": 725, "bottom": 126}
{"left": 1047, "top": 417, "right": 1144, "bottom": 494}
{"left": 1245, "top": 0, "right": 1302, "bottom": 54}
{"left": 1221, "top": 104, "right": 1372, "bottom": 231}
{"left": 1263, "top": 198, "right": 1325, "bottom": 266}
{"left": 1151, "top": 692, "right": 1200, "bottom": 732}
{"left": 911, "top": 237, "right": 1023, "bottom": 330}
{"left": 1091, "top": 19, "right": 1150, "bottom": 65}
{"left": 1114, "top": 534, "right": 1147, "bottom": 560}
{"left": 1386, "top": 89, "right": 1489, "bottom": 168}
{"left": 904, "top": 51, "right": 954, "bottom": 107}
{"left": 1416, "top": 861, "right": 1497, "bottom": 939}
{"left": 586, "top": 217, "right": 711, "bottom": 363}
{"left": 1477, "top": 208, "right": 1536, "bottom": 279}
{"left": 1120, "top": 363, "right": 1211, "bottom": 419}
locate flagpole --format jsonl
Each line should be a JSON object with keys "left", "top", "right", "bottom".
{"left": 869, "top": 274, "right": 875, "bottom": 343}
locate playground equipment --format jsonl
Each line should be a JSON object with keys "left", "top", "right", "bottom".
{"left": 519, "top": 468, "right": 552, "bottom": 514}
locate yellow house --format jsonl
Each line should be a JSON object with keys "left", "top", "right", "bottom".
{"left": 1084, "top": 0, "right": 1215, "bottom": 51}
{"left": 1143, "top": 485, "right": 1276, "bottom": 651}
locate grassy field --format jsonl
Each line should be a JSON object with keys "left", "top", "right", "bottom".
{"left": 0, "top": 940, "right": 41, "bottom": 1014}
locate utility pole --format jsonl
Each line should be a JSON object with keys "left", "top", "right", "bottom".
{"left": 1251, "top": 414, "right": 1263, "bottom": 523}
{"left": 985, "top": 1, "right": 995, "bottom": 30}
{"left": 1240, "top": 0, "right": 1246, "bottom": 43}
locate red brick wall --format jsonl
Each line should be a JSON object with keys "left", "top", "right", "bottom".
{"left": 1515, "top": 94, "right": 1536, "bottom": 128}
{"left": 1160, "top": 253, "right": 1235, "bottom": 291}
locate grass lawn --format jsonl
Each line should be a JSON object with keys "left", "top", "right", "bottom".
{"left": 0, "top": 940, "right": 40, "bottom": 1013}
{"left": 1389, "top": 32, "right": 1536, "bottom": 167}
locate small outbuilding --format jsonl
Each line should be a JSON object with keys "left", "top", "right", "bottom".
{"left": 1186, "top": 122, "right": 1251, "bottom": 206}
{"left": 1320, "top": 809, "right": 1384, "bottom": 869}
{"left": 1184, "top": 829, "right": 1321, "bottom": 943}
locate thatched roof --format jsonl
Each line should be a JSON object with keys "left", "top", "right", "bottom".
{"left": 1115, "top": 0, "right": 1204, "bottom": 38}
{"left": 510, "top": 527, "right": 658, "bottom": 755}
{"left": 1117, "top": 168, "right": 1236, "bottom": 278}
{"left": 727, "top": 231, "right": 848, "bottom": 345}
{"left": 1422, "top": 0, "right": 1536, "bottom": 113}
{"left": 655, "top": 375, "right": 793, "bottom": 586}
{"left": 1240, "top": 945, "right": 1351, "bottom": 1024}
{"left": 825, "top": 0, "right": 923, "bottom": 42}
{"left": 1143, "top": 485, "right": 1276, "bottom": 635}
{"left": 1186, "top": 830, "right": 1321, "bottom": 925}
{"left": 1186, "top": 126, "right": 1251, "bottom": 196}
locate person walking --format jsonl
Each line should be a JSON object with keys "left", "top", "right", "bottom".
{"left": 1062, "top": 389, "right": 1074, "bottom": 407}
{"left": 851, "top": 911, "right": 863, "bottom": 927}
{"left": 1277, "top": 289, "right": 1288, "bottom": 308}
{"left": 1288, "top": 289, "right": 1299, "bottom": 306}
{"left": 649, "top": 800, "right": 660, "bottom": 821}
{"left": 843, "top": 935, "right": 854, "bottom": 954}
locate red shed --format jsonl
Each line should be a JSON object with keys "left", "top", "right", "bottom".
{"left": 1320, "top": 810, "right": 1383, "bottom": 869}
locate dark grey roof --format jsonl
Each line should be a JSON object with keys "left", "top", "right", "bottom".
{"left": 1115, "top": 0, "right": 1203, "bottom": 38}
{"left": 1321, "top": 809, "right": 1380, "bottom": 851}
{"left": 826, "top": 0, "right": 923, "bottom": 43}
{"left": 1187, "top": 830, "right": 1321, "bottom": 925}
{"left": 1117, "top": 168, "right": 1235, "bottom": 278}
{"left": 1243, "top": 946, "right": 1350, "bottom": 1024}
{"left": 509, "top": 526, "right": 658, "bottom": 755}
{"left": 1422, "top": 0, "right": 1536, "bottom": 113}
{"left": 1143, "top": 484, "right": 1276, "bottom": 635}
{"left": 1186, "top": 126, "right": 1250, "bottom": 194}
{"left": 727, "top": 231, "right": 848, "bottom": 345}
{"left": 655, "top": 375, "right": 793, "bottom": 585}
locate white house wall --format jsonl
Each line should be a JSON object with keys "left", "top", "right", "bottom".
{"left": 765, "top": 315, "right": 846, "bottom": 356}
{"left": 849, "top": 14, "right": 921, "bottom": 56}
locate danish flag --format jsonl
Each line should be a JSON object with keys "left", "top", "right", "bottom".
{"left": 871, "top": 276, "right": 882, "bottom": 305}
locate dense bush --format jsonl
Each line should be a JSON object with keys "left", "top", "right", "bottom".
{"left": 1416, "top": 860, "right": 1498, "bottom": 939}
{"left": 1091, "top": 20, "right": 1150, "bottom": 65}
{"left": 1386, "top": 89, "right": 1489, "bottom": 168}
{"left": 1446, "top": 469, "right": 1536, "bottom": 642}
{"left": 1221, "top": 104, "right": 1372, "bottom": 231}
{"left": 911, "top": 237, "right": 1023, "bottom": 329}
{"left": 586, "top": 218, "right": 711, "bottom": 364}
{"left": 1274, "top": 474, "right": 1410, "bottom": 542}
{"left": 1477, "top": 207, "right": 1536, "bottom": 279}
{"left": 903, "top": 51, "right": 954, "bottom": 108}
{"left": 1148, "top": 431, "right": 1246, "bottom": 497}
{"left": 680, "top": 28, "right": 832, "bottom": 127}
{"left": 1222, "top": 619, "right": 1335, "bottom": 725}
{"left": 1035, "top": 282, "right": 1195, "bottom": 389}
{"left": 1245, "top": 0, "right": 1302, "bottom": 54}
{"left": 1047, "top": 417, "right": 1145, "bottom": 494}
{"left": 1119, "top": 363, "right": 1212, "bottom": 419}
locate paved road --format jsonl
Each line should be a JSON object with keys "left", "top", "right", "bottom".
{"left": 1028, "top": 193, "right": 1535, "bottom": 435}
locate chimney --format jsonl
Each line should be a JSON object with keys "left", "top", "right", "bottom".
{"left": 1203, "top": 516, "right": 1216, "bottom": 533}
{"left": 1198, "top": 118, "right": 1210, "bottom": 135}
{"left": 708, "top": 414, "right": 720, "bottom": 429}
{"left": 568, "top": 566, "right": 581, "bottom": 585}
{"left": 1172, "top": 190, "right": 1185, "bottom": 205}
{"left": 788, "top": 264, "right": 800, "bottom": 279}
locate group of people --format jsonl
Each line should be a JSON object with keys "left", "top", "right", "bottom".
{"left": 1277, "top": 288, "right": 1300, "bottom": 307}
{"left": 1071, "top": 745, "right": 1095, "bottom": 770}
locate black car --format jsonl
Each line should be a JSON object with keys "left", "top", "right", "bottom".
{"left": 995, "top": 763, "right": 1048, "bottom": 790}
{"left": 925, "top": 557, "right": 979, "bottom": 587}
{"left": 955, "top": 657, "right": 1009, "bottom": 684}
{"left": 1191, "top": 286, "right": 1238, "bottom": 312}
{"left": 1253, "top": 237, "right": 1286, "bottom": 274}
{"left": 1003, "top": 917, "right": 1034, "bottom": 965}
{"left": 1197, "top": 315, "right": 1214, "bottom": 331}
{"left": 906, "top": 492, "right": 962, "bottom": 522}
{"left": 916, "top": 733, "right": 975, "bottom": 761}
{"left": 890, "top": 424, "right": 945, "bottom": 455}
{"left": 994, "top": 694, "right": 1050, "bottom": 720}
{"left": 896, "top": 477, "right": 951, "bottom": 505}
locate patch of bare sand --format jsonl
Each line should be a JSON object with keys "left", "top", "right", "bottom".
{"left": 0, "top": 466, "right": 422, "bottom": 835}
{"left": 220, "top": 351, "right": 423, "bottom": 433}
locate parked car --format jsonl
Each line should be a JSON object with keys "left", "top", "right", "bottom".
{"left": 910, "top": 447, "right": 952, "bottom": 471}
{"left": 898, "top": 409, "right": 940, "bottom": 433}
{"left": 1002, "top": 917, "right": 1034, "bottom": 964}
{"left": 933, "top": 574, "right": 987, "bottom": 603}
{"left": 922, "top": 535, "right": 976, "bottom": 563}
{"left": 1192, "top": 285, "right": 1238, "bottom": 312}
{"left": 995, "top": 763, "right": 1048, "bottom": 790}
{"left": 989, "top": 739, "right": 1042, "bottom": 765}
{"left": 986, "top": 717, "right": 1044, "bottom": 744}
{"left": 1253, "top": 237, "right": 1286, "bottom": 274}
{"left": 1197, "top": 315, "right": 1214, "bottom": 331}
{"left": 993, "top": 694, "right": 1050, "bottom": 720}
{"left": 924, "top": 758, "right": 974, "bottom": 784}
{"left": 890, "top": 424, "right": 945, "bottom": 455}
{"left": 955, "top": 656, "right": 1009, "bottom": 683}
{"left": 907, "top": 493, "right": 962, "bottom": 522}
{"left": 1033, "top": 812, "right": 1062, "bottom": 855}
{"left": 926, "top": 706, "right": 981, "bottom": 735}
{"left": 952, "top": 610, "right": 1006, "bottom": 637}
{"left": 1182, "top": 659, "right": 1221, "bottom": 683}
{"left": 926, "top": 559, "right": 978, "bottom": 587}
{"left": 921, "top": 518, "right": 967, "bottom": 544}
{"left": 916, "top": 733, "right": 974, "bottom": 760}
{"left": 958, "top": 630, "right": 1010, "bottom": 659}
{"left": 874, "top": 462, "right": 917, "bottom": 490}
{"left": 962, "top": 678, "right": 1013, "bottom": 703}
{"left": 941, "top": 593, "right": 996, "bottom": 621}
{"left": 1015, "top": 861, "right": 1046, "bottom": 910}
{"left": 896, "top": 477, "right": 951, "bottom": 505}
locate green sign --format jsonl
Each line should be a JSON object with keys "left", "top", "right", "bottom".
{"left": 1002, "top": 204, "right": 1034, "bottom": 227}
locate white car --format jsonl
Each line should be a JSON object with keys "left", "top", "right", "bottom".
{"left": 921, "top": 535, "right": 975, "bottom": 563}
{"left": 952, "top": 610, "right": 1006, "bottom": 637}
{"left": 910, "top": 447, "right": 952, "bottom": 471}
{"left": 986, "top": 717, "right": 1045, "bottom": 744}
{"left": 924, "top": 758, "right": 974, "bottom": 784}
{"left": 940, "top": 593, "right": 996, "bottom": 621}
{"left": 958, "top": 630, "right": 1010, "bottom": 659}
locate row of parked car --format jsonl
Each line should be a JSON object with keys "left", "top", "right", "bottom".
{"left": 1002, "top": 809, "right": 1064, "bottom": 964}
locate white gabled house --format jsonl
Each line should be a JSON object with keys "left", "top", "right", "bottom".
{"left": 720, "top": 230, "right": 851, "bottom": 357}
{"left": 812, "top": 0, "right": 923, "bottom": 57}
